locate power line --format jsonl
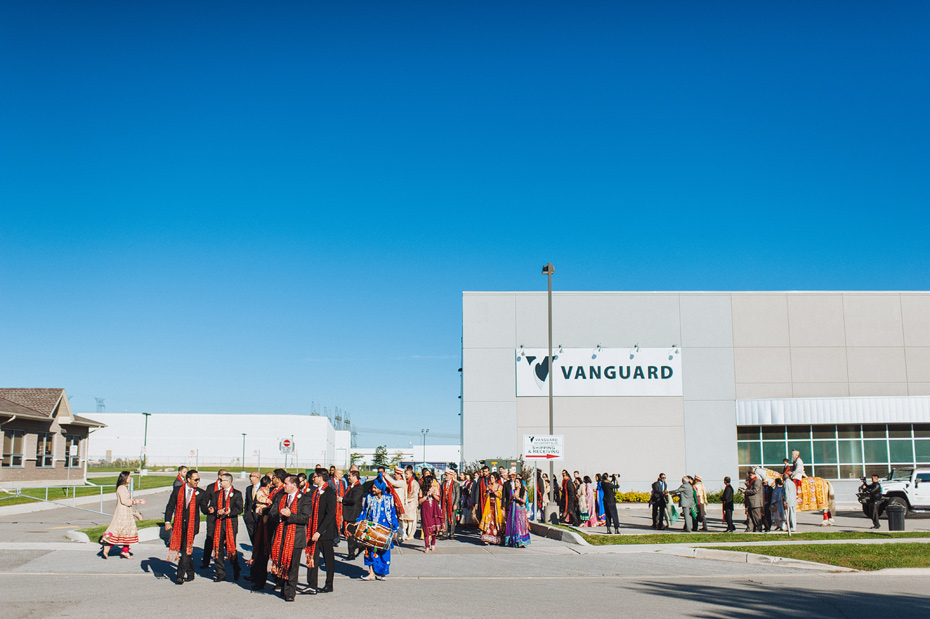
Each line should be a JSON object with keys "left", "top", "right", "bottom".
{"left": 354, "top": 426, "right": 459, "bottom": 440}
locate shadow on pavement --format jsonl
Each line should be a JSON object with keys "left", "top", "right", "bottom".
{"left": 631, "top": 581, "right": 930, "bottom": 618}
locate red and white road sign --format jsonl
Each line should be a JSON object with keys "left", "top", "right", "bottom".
{"left": 523, "top": 435, "right": 564, "bottom": 461}
{"left": 282, "top": 439, "right": 291, "bottom": 448}
{"left": 189, "top": 449, "right": 196, "bottom": 458}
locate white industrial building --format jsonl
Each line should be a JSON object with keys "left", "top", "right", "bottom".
{"left": 86, "top": 412, "right": 352, "bottom": 470}
{"left": 462, "top": 291, "right": 930, "bottom": 495}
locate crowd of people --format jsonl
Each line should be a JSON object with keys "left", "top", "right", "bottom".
{"left": 534, "top": 469, "right": 621, "bottom": 534}
{"left": 100, "top": 463, "right": 534, "bottom": 602}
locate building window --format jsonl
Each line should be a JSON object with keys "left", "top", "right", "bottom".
{"left": 737, "top": 423, "right": 928, "bottom": 480}
{"left": 35, "top": 433, "right": 54, "bottom": 468}
{"left": 2, "top": 430, "right": 25, "bottom": 468}
{"left": 64, "top": 435, "right": 81, "bottom": 468}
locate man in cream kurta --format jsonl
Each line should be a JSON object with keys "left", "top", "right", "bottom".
{"left": 399, "top": 466, "right": 420, "bottom": 541}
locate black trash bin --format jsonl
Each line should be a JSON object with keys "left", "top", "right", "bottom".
{"left": 886, "top": 502, "right": 906, "bottom": 531}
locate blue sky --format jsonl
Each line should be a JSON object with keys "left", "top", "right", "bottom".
{"left": 2, "top": 2, "right": 928, "bottom": 446}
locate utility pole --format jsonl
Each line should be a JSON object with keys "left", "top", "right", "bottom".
{"left": 542, "top": 262, "right": 556, "bottom": 523}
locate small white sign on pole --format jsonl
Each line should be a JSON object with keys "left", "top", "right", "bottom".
{"left": 280, "top": 439, "right": 294, "bottom": 455}
{"left": 189, "top": 449, "right": 196, "bottom": 458}
{"left": 522, "top": 434, "right": 564, "bottom": 461}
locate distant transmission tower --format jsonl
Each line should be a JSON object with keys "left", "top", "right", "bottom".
{"left": 95, "top": 398, "right": 106, "bottom": 412}
{"left": 334, "top": 406, "right": 343, "bottom": 430}
{"left": 310, "top": 401, "right": 319, "bottom": 416}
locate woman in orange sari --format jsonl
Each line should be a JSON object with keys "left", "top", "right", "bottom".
{"left": 479, "top": 472, "right": 505, "bottom": 545}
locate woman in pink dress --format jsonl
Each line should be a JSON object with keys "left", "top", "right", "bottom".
{"left": 581, "top": 476, "right": 598, "bottom": 527}
{"left": 418, "top": 472, "right": 444, "bottom": 552}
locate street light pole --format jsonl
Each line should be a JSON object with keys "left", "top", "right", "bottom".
{"left": 421, "top": 428, "right": 429, "bottom": 467}
{"left": 141, "top": 412, "right": 151, "bottom": 475}
{"left": 542, "top": 263, "right": 556, "bottom": 522}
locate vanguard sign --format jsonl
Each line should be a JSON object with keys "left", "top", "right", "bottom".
{"left": 515, "top": 348, "right": 682, "bottom": 397}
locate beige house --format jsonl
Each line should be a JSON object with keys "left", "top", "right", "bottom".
{"left": 0, "top": 388, "right": 105, "bottom": 488}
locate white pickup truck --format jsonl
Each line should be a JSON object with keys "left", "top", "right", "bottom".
{"left": 877, "top": 467, "right": 930, "bottom": 517}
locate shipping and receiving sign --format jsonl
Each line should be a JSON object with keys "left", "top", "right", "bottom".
{"left": 523, "top": 434, "right": 564, "bottom": 461}
{"left": 515, "top": 347, "right": 682, "bottom": 397}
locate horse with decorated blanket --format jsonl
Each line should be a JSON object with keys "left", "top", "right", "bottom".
{"left": 755, "top": 467, "right": 836, "bottom": 526}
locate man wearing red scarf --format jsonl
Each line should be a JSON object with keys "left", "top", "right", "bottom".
{"left": 206, "top": 473, "right": 243, "bottom": 582}
{"left": 268, "top": 475, "right": 311, "bottom": 602}
{"left": 440, "top": 468, "right": 461, "bottom": 539}
{"left": 200, "top": 469, "right": 228, "bottom": 569}
{"left": 173, "top": 466, "right": 188, "bottom": 490}
{"left": 303, "top": 469, "right": 337, "bottom": 595}
{"left": 164, "top": 469, "right": 204, "bottom": 585}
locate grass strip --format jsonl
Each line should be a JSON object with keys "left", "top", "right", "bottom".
{"left": 713, "top": 542, "right": 930, "bottom": 571}
{"left": 79, "top": 514, "right": 207, "bottom": 541}
{"left": 0, "top": 475, "right": 178, "bottom": 507}
{"left": 549, "top": 524, "right": 930, "bottom": 545}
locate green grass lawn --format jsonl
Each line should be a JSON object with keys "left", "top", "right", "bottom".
{"left": 552, "top": 524, "right": 930, "bottom": 545}
{"left": 716, "top": 542, "right": 930, "bottom": 570}
{"left": 0, "top": 475, "right": 177, "bottom": 507}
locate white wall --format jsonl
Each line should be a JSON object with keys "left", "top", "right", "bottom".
{"left": 86, "top": 413, "right": 338, "bottom": 470}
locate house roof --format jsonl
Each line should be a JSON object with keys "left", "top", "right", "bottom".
{"left": 65, "top": 414, "right": 107, "bottom": 428}
{"left": 0, "top": 388, "right": 66, "bottom": 419}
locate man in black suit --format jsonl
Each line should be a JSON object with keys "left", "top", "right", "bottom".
{"left": 206, "top": 473, "right": 244, "bottom": 582}
{"left": 303, "top": 469, "right": 337, "bottom": 594}
{"left": 650, "top": 473, "right": 669, "bottom": 530}
{"left": 173, "top": 466, "right": 188, "bottom": 490}
{"left": 164, "top": 469, "right": 204, "bottom": 585}
{"left": 243, "top": 471, "right": 261, "bottom": 544}
{"left": 721, "top": 476, "right": 735, "bottom": 532}
{"left": 200, "top": 469, "right": 228, "bottom": 569}
{"left": 340, "top": 470, "right": 365, "bottom": 559}
{"left": 268, "top": 475, "right": 311, "bottom": 602}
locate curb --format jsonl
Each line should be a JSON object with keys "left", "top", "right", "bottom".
{"left": 67, "top": 524, "right": 167, "bottom": 545}
{"left": 677, "top": 547, "right": 857, "bottom": 572}
{"left": 529, "top": 521, "right": 590, "bottom": 546}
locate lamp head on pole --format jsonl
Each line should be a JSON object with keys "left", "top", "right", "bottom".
{"left": 541, "top": 263, "right": 554, "bottom": 275}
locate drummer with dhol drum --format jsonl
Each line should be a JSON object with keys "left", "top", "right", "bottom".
{"left": 349, "top": 471, "right": 399, "bottom": 581}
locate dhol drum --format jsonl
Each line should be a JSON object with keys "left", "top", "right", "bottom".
{"left": 348, "top": 520, "right": 393, "bottom": 551}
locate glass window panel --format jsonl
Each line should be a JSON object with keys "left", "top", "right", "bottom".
{"left": 863, "top": 439, "right": 889, "bottom": 463}
{"left": 865, "top": 464, "right": 889, "bottom": 478}
{"left": 812, "top": 425, "right": 836, "bottom": 440}
{"left": 838, "top": 440, "right": 863, "bottom": 463}
{"left": 787, "top": 426, "right": 811, "bottom": 440}
{"left": 888, "top": 425, "right": 912, "bottom": 439}
{"left": 738, "top": 466, "right": 754, "bottom": 480}
{"left": 837, "top": 424, "right": 861, "bottom": 439}
{"left": 862, "top": 424, "right": 886, "bottom": 439}
{"left": 763, "top": 441, "right": 788, "bottom": 466}
{"left": 889, "top": 441, "right": 914, "bottom": 463}
{"left": 737, "top": 442, "right": 761, "bottom": 465}
{"left": 813, "top": 441, "right": 838, "bottom": 464}
{"left": 812, "top": 465, "right": 838, "bottom": 479}
{"left": 915, "top": 440, "right": 930, "bottom": 463}
{"left": 787, "top": 442, "right": 812, "bottom": 465}
{"left": 762, "top": 426, "right": 786, "bottom": 441}
{"left": 914, "top": 424, "right": 930, "bottom": 439}
{"left": 839, "top": 464, "right": 864, "bottom": 479}
{"left": 737, "top": 426, "right": 761, "bottom": 441}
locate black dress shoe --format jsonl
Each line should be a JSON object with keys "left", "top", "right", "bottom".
{"left": 185, "top": 575, "right": 195, "bottom": 582}
{"left": 175, "top": 578, "right": 185, "bottom": 585}
{"left": 214, "top": 576, "right": 225, "bottom": 582}
{"left": 284, "top": 597, "right": 295, "bottom": 602}
{"left": 299, "top": 586, "right": 318, "bottom": 595}
{"left": 251, "top": 583, "right": 265, "bottom": 591}
{"left": 318, "top": 585, "right": 333, "bottom": 594}
{"left": 200, "top": 563, "right": 210, "bottom": 569}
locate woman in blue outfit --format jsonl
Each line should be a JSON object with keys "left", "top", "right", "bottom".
{"left": 357, "top": 472, "right": 399, "bottom": 581}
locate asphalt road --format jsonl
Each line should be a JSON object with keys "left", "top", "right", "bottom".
{"left": 3, "top": 491, "right": 930, "bottom": 618}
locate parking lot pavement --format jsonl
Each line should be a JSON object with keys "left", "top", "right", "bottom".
{"left": 2, "top": 530, "right": 930, "bottom": 619}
